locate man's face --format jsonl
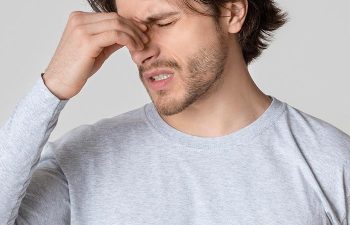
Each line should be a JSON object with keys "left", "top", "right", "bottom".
{"left": 117, "top": 0, "right": 229, "bottom": 116}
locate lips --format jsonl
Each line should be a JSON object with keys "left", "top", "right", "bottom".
{"left": 143, "top": 69, "right": 175, "bottom": 80}
{"left": 147, "top": 73, "right": 174, "bottom": 91}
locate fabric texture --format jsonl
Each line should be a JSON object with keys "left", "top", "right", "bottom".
{"left": 1, "top": 74, "right": 350, "bottom": 225}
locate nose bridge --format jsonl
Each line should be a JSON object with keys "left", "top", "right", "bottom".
{"left": 131, "top": 37, "right": 160, "bottom": 66}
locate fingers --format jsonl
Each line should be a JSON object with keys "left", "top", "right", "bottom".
{"left": 69, "top": 11, "right": 119, "bottom": 25}
{"left": 80, "top": 18, "right": 148, "bottom": 48}
{"left": 103, "top": 43, "right": 122, "bottom": 59}
{"left": 69, "top": 11, "right": 149, "bottom": 53}
{"left": 122, "top": 18, "right": 149, "bottom": 43}
{"left": 90, "top": 30, "right": 141, "bottom": 55}
{"left": 42, "top": 10, "right": 147, "bottom": 98}
{"left": 69, "top": 11, "right": 148, "bottom": 36}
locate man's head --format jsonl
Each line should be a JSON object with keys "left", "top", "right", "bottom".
{"left": 87, "top": 0, "right": 287, "bottom": 116}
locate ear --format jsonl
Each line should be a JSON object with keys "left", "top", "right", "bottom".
{"left": 220, "top": 0, "right": 248, "bottom": 34}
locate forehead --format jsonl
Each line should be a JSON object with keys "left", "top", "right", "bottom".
{"left": 116, "top": 0, "right": 184, "bottom": 22}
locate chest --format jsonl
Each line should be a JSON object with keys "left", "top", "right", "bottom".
{"left": 67, "top": 147, "right": 330, "bottom": 225}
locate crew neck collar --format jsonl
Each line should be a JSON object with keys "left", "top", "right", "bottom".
{"left": 144, "top": 95, "right": 286, "bottom": 149}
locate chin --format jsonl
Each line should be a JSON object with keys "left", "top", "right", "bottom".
{"left": 152, "top": 95, "right": 182, "bottom": 116}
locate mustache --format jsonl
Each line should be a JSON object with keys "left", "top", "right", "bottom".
{"left": 139, "top": 60, "right": 181, "bottom": 77}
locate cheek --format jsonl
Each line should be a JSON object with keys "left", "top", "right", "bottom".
{"left": 158, "top": 22, "right": 211, "bottom": 67}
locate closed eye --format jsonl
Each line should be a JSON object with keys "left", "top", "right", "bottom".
{"left": 156, "top": 21, "right": 174, "bottom": 27}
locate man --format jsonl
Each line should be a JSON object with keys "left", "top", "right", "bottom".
{"left": 1, "top": 0, "right": 349, "bottom": 224}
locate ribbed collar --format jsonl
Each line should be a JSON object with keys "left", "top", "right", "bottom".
{"left": 144, "top": 95, "right": 286, "bottom": 149}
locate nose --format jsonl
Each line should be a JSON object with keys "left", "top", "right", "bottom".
{"left": 129, "top": 40, "right": 160, "bottom": 67}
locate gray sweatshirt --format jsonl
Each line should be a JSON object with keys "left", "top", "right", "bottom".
{"left": 1, "top": 74, "right": 350, "bottom": 225}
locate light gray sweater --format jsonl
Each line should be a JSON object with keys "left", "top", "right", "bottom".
{"left": 1, "top": 74, "right": 350, "bottom": 225}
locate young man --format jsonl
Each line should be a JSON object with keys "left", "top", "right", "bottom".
{"left": 1, "top": 0, "right": 349, "bottom": 224}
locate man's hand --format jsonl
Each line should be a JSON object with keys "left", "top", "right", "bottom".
{"left": 42, "top": 11, "right": 149, "bottom": 100}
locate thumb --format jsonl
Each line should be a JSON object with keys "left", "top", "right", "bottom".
{"left": 102, "top": 43, "right": 123, "bottom": 59}
{"left": 89, "top": 43, "right": 123, "bottom": 77}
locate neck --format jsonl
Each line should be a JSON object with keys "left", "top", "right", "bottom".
{"left": 159, "top": 47, "right": 272, "bottom": 138}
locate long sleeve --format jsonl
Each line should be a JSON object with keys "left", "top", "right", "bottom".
{"left": 0, "top": 74, "right": 69, "bottom": 224}
{"left": 15, "top": 142, "right": 71, "bottom": 225}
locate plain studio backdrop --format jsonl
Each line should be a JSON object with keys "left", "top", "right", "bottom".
{"left": 0, "top": 0, "right": 349, "bottom": 141}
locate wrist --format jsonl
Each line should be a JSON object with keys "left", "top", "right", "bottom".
{"left": 41, "top": 73, "right": 71, "bottom": 100}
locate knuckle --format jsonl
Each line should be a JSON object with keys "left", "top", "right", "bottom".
{"left": 69, "top": 13, "right": 83, "bottom": 26}
{"left": 108, "top": 12, "right": 119, "bottom": 18}
{"left": 110, "top": 19, "right": 121, "bottom": 28}
{"left": 69, "top": 11, "right": 77, "bottom": 18}
{"left": 99, "top": 12, "right": 118, "bottom": 20}
{"left": 115, "top": 18, "right": 125, "bottom": 27}
{"left": 69, "top": 11, "right": 81, "bottom": 19}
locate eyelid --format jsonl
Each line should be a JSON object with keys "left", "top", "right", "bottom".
{"left": 158, "top": 17, "right": 180, "bottom": 27}
{"left": 157, "top": 21, "right": 173, "bottom": 27}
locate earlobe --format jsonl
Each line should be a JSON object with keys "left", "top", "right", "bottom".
{"left": 227, "top": 0, "right": 248, "bottom": 34}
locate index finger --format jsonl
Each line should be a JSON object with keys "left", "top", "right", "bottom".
{"left": 76, "top": 11, "right": 120, "bottom": 24}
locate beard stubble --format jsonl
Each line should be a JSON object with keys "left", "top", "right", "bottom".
{"left": 141, "top": 27, "right": 229, "bottom": 116}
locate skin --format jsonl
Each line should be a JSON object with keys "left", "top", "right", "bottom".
{"left": 117, "top": 0, "right": 272, "bottom": 138}
{"left": 42, "top": 11, "right": 149, "bottom": 100}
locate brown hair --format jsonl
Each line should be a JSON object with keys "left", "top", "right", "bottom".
{"left": 86, "top": 0, "right": 288, "bottom": 64}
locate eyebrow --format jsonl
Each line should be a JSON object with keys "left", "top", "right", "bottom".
{"left": 138, "top": 11, "right": 180, "bottom": 24}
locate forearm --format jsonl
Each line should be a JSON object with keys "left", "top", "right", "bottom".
{"left": 0, "top": 74, "right": 68, "bottom": 224}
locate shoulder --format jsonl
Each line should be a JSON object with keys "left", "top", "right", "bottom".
{"left": 278, "top": 101, "right": 350, "bottom": 220}
{"left": 49, "top": 103, "right": 150, "bottom": 153}
{"left": 284, "top": 102, "right": 350, "bottom": 147}
{"left": 278, "top": 100, "right": 350, "bottom": 166}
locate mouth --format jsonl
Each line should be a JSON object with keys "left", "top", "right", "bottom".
{"left": 147, "top": 73, "right": 174, "bottom": 91}
{"left": 143, "top": 69, "right": 175, "bottom": 91}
